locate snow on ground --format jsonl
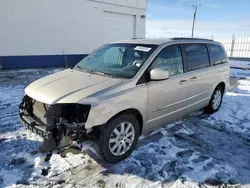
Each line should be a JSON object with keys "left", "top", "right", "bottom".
{"left": 230, "top": 60, "right": 250, "bottom": 78}
{"left": 205, "top": 80, "right": 250, "bottom": 137}
{"left": 231, "top": 68, "right": 250, "bottom": 79}
{"left": 230, "top": 60, "right": 250, "bottom": 69}
{"left": 0, "top": 68, "right": 250, "bottom": 188}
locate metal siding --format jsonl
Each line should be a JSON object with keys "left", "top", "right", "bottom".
{"left": 0, "top": 0, "right": 146, "bottom": 69}
{"left": 100, "top": 0, "right": 147, "bottom": 8}
{"left": 103, "top": 11, "right": 135, "bottom": 44}
{"left": 137, "top": 0, "right": 147, "bottom": 9}
{"left": 103, "top": 0, "right": 116, "bottom": 4}
{"left": 127, "top": 0, "right": 138, "bottom": 7}
{"left": 116, "top": 0, "right": 127, "bottom": 6}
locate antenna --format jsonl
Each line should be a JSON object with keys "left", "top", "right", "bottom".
{"left": 62, "top": 49, "right": 68, "bottom": 68}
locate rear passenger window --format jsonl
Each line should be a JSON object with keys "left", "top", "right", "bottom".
{"left": 183, "top": 44, "right": 210, "bottom": 72}
{"left": 152, "top": 45, "right": 183, "bottom": 77}
{"left": 208, "top": 44, "right": 227, "bottom": 65}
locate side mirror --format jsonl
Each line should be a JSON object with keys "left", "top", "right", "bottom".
{"left": 150, "top": 68, "right": 169, "bottom": 81}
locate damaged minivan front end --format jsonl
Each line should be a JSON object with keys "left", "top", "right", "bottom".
{"left": 18, "top": 68, "right": 124, "bottom": 152}
{"left": 19, "top": 95, "right": 91, "bottom": 151}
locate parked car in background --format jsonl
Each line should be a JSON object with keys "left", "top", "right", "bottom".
{"left": 19, "top": 38, "right": 230, "bottom": 163}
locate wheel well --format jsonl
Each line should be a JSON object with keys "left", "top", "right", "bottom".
{"left": 108, "top": 109, "right": 143, "bottom": 133}
{"left": 217, "top": 82, "right": 225, "bottom": 93}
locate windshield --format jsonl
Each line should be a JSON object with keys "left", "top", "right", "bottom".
{"left": 74, "top": 43, "right": 158, "bottom": 79}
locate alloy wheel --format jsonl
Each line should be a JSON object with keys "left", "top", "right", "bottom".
{"left": 108, "top": 122, "right": 135, "bottom": 156}
{"left": 212, "top": 90, "right": 222, "bottom": 110}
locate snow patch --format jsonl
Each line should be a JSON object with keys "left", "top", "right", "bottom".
{"left": 206, "top": 80, "right": 250, "bottom": 134}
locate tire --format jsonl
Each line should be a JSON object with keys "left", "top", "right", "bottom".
{"left": 205, "top": 85, "right": 224, "bottom": 114}
{"left": 99, "top": 113, "right": 140, "bottom": 163}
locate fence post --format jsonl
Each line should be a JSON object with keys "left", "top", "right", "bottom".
{"left": 230, "top": 34, "right": 235, "bottom": 57}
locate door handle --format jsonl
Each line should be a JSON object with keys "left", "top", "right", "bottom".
{"left": 190, "top": 76, "right": 197, "bottom": 81}
{"left": 179, "top": 80, "right": 188, "bottom": 85}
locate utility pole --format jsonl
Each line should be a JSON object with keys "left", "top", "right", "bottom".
{"left": 191, "top": 4, "right": 201, "bottom": 38}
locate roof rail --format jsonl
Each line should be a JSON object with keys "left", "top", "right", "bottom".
{"left": 171, "top": 37, "right": 213, "bottom": 41}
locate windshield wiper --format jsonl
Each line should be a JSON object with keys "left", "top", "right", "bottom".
{"left": 75, "top": 67, "right": 120, "bottom": 78}
{"left": 90, "top": 70, "right": 116, "bottom": 78}
{"left": 78, "top": 68, "right": 113, "bottom": 78}
{"left": 75, "top": 66, "right": 96, "bottom": 74}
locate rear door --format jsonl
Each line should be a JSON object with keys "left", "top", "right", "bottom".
{"left": 181, "top": 43, "right": 216, "bottom": 113}
{"left": 207, "top": 43, "right": 230, "bottom": 93}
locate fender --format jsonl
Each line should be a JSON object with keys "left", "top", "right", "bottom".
{"left": 80, "top": 84, "right": 148, "bottom": 130}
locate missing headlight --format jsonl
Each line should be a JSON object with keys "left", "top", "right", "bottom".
{"left": 60, "top": 104, "right": 91, "bottom": 124}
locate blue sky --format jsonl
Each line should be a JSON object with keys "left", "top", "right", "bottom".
{"left": 146, "top": 0, "right": 250, "bottom": 38}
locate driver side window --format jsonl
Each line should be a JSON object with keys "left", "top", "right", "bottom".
{"left": 152, "top": 45, "right": 184, "bottom": 77}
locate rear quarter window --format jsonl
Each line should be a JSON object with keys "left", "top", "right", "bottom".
{"left": 183, "top": 44, "right": 210, "bottom": 72}
{"left": 208, "top": 44, "right": 228, "bottom": 65}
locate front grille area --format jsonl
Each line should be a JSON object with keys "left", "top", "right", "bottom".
{"left": 21, "top": 96, "right": 57, "bottom": 129}
{"left": 21, "top": 95, "right": 91, "bottom": 128}
{"left": 32, "top": 100, "right": 48, "bottom": 125}
{"left": 32, "top": 101, "right": 63, "bottom": 129}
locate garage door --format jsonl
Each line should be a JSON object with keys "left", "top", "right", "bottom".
{"left": 103, "top": 11, "right": 135, "bottom": 44}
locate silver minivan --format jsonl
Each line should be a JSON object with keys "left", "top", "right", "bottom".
{"left": 19, "top": 38, "right": 230, "bottom": 162}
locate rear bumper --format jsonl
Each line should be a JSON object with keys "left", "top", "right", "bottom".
{"left": 229, "top": 76, "right": 240, "bottom": 91}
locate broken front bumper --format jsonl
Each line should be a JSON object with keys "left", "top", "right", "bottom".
{"left": 19, "top": 109, "right": 53, "bottom": 140}
{"left": 19, "top": 106, "right": 59, "bottom": 151}
{"left": 19, "top": 95, "right": 91, "bottom": 151}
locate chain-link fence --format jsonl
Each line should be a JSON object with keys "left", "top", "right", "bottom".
{"left": 213, "top": 36, "right": 250, "bottom": 58}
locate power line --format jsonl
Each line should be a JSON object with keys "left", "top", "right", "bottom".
{"left": 191, "top": 4, "right": 201, "bottom": 38}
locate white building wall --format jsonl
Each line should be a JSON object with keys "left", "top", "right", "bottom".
{"left": 0, "top": 0, "right": 147, "bottom": 56}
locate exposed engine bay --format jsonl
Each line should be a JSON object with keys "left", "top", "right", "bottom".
{"left": 19, "top": 95, "right": 91, "bottom": 151}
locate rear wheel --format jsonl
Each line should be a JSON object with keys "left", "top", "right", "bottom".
{"left": 205, "top": 85, "right": 224, "bottom": 113}
{"left": 100, "top": 114, "right": 140, "bottom": 163}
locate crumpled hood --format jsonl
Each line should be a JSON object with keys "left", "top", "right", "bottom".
{"left": 25, "top": 69, "right": 123, "bottom": 104}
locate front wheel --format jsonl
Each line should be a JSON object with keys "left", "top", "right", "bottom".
{"left": 205, "top": 85, "right": 224, "bottom": 113}
{"left": 100, "top": 114, "right": 140, "bottom": 163}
